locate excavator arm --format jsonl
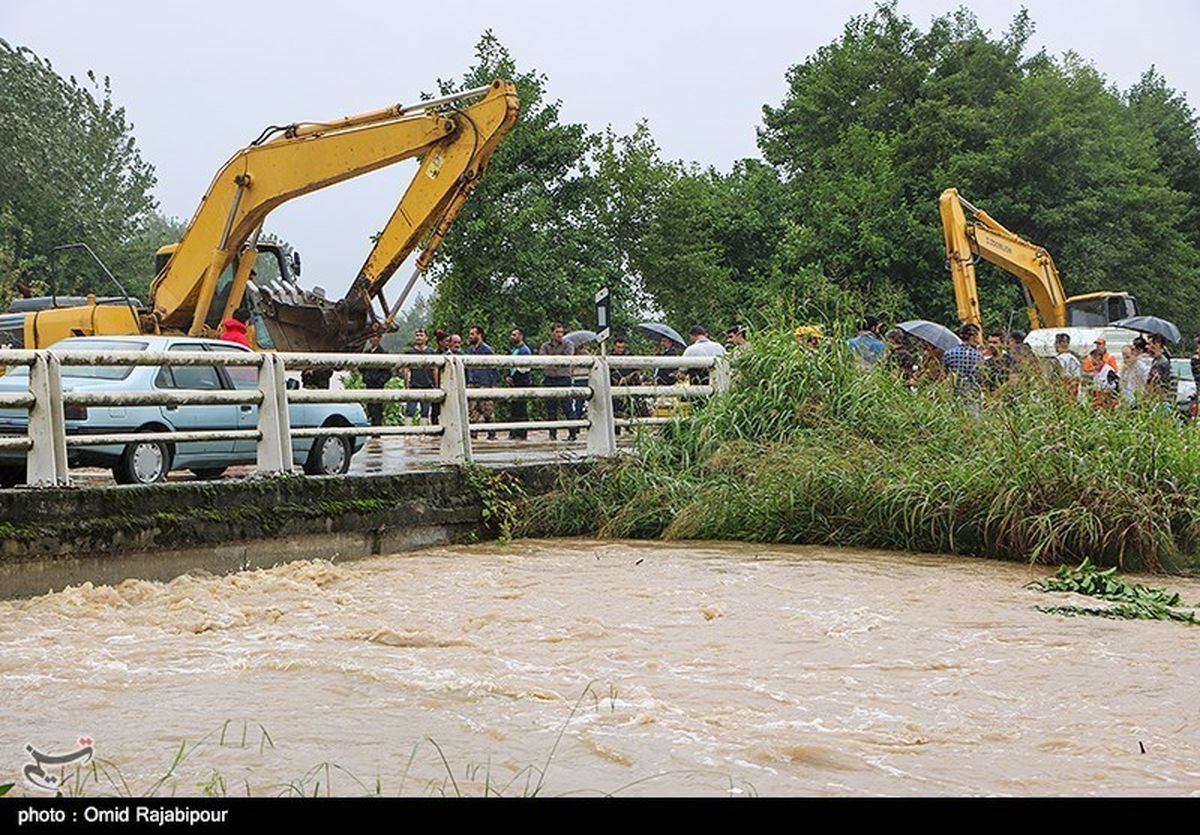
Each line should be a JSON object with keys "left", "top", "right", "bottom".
{"left": 150, "top": 80, "right": 519, "bottom": 349}
{"left": 344, "top": 87, "right": 517, "bottom": 333}
{"left": 939, "top": 188, "right": 1068, "bottom": 330}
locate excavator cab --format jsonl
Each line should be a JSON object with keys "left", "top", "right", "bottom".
{"left": 1064, "top": 292, "right": 1139, "bottom": 328}
{"left": 153, "top": 241, "right": 306, "bottom": 349}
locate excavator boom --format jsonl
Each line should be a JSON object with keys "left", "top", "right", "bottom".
{"left": 939, "top": 188, "right": 1137, "bottom": 331}
{"left": 161, "top": 79, "right": 518, "bottom": 351}
{"left": 15, "top": 80, "right": 518, "bottom": 352}
{"left": 940, "top": 188, "right": 1068, "bottom": 329}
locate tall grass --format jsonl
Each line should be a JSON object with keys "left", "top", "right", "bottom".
{"left": 521, "top": 325, "right": 1200, "bottom": 572}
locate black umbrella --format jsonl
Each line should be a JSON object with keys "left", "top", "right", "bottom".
{"left": 1113, "top": 316, "right": 1182, "bottom": 343}
{"left": 637, "top": 322, "right": 686, "bottom": 346}
{"left": 896, "top": 319, "right": 961, "bottom": 352}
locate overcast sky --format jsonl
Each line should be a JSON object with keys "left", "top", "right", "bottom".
{"left": 4, "top": 0, "right": 1198, "bottom": 305}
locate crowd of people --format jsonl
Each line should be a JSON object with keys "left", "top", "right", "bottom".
{"left": 317, "top": 321, "right": 737, "bottom": 441}
{"left": 834, "top": 315, "right": 1191, "bottom": 415}
{"left": 217, "top": 307, "right": 1196, "bottom": 433}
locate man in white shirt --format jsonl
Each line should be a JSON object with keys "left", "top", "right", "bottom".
{"left": 682, "top": 325, "right": 726, "bottom": 384}
{"left": 682, "top": 326, "right": 726, "bottom": 358}
{"left": 1054, "top": 333, "right": 1083, "bottom": 401}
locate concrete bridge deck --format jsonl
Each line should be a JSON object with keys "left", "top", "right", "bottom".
{"left": 53, "top": 430, "right": 627, "bottom": 486}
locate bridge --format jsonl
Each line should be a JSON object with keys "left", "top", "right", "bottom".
{"left": 0, "top": 348, "right": 728, "bottom": 488}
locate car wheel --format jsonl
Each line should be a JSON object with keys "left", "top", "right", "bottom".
{"left": 190, "top": 467, "right": 228, "bottom": 480}
{"left": 113, "top": 437, "right": 171, "bottom": 485}
{"left": 0, "top": 465, "right": 23, "bottom": 488}
{"left": 304, "top": 434, "right": 352, "bottom": 476}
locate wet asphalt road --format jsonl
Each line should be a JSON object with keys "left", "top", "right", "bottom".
{"left": 61, "top": 429, "right": 610, "bottom": 487}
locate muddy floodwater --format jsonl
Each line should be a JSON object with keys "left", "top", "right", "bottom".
{"left": 2, "top": 539, "right": 1198, "bottom": 796}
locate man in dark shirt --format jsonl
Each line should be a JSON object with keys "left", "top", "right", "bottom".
{"left": 403, "top": 328, "right": 436, "bottom": 424}
{"left": 654, "top": 337, "right": 680, "bottom": 386}
{"left": 980, "top": 332, "right": 1009, "bottom": 392}
{"left": 539, "top": 322, "right": 577, "bottom": 441}
{"left": 466, "top": 325, "right": 498, "bottom": 440}
{"left": 507, "top": 327, "right": 533, "bottom": 440}
{"left": 361, "top": 335, "right": 393, "bottom": 433}
{"left": 1146, "top": 333, "right": 1176, "bottom": 403}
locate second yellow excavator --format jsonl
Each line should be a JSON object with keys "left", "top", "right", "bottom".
{"left": 940, "top": 188, "right": 1138, "bottom": 330}
{"left": 3, "top": 80, "right": 519, "bottom": 352}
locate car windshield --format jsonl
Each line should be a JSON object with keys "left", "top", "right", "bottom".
{"left": 1171, "top": 359, "right": 1195, "bottom": 382}
{"left": 5, "top": 339, "right": 148, "bottom": 380}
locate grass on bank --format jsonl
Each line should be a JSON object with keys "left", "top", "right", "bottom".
{"left": 519, "top": 325, "right": 1200, "bottom": 572}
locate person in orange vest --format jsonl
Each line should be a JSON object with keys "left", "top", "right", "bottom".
{"left": 1082, "top": 338, "right": 1120, "bottom": 408}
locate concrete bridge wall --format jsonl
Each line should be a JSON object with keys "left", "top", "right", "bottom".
{"left": 0, "top": 463, "right": 578, "bottom": 598}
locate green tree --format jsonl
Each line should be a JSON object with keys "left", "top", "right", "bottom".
{"left": 0, "top": 39, "right": 159, "bottom": 301}
{"left": 632, "top": 159, "right": 792, "bottom": 330}
{"left": 380, "top": 292, "right": 433, "bottom": 350}
{"left": 756, "top": 2, "right": 1200, "bottom": 335}
{"left": 425, "top": 32, "right": 634, "bottom": 345}
{"left": 1127, "top": 68, "right": 1200, "bottom": 249}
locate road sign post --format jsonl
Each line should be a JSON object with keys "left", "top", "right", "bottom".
{"left": 595, "top": 287, "right": 610, "bottom": 344}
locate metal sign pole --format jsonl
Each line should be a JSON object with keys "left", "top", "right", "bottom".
{"left": 595, "top": 287, "right": 610, "bottom": 356}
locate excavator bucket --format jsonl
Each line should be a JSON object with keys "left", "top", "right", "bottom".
{"left": 252, "top": 288, "right": 376, "bottom": 353}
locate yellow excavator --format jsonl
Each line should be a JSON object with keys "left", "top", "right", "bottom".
{"left": 1, "top": 80, "right": 519, "bottom": 352}
{"left": 940, "top": 188, "right": 1138, "bottom": 330}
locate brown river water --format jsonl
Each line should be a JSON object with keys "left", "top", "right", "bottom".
{"left": 2, "top": 539, "right": 1198, "bottom": 797}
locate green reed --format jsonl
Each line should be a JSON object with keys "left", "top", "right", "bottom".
{"left": 522, "top": 324, "right": 1200, "bottom": 572}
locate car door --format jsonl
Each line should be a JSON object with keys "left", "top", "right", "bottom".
{"left": 155, "top": 343, "right": 238, "bottom": 463}
{"left": 206, "top": 343, "right": 259, "bottom": 459}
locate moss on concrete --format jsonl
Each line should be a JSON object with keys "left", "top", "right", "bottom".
{"left": 0, "top": 463, "right": 579, "bottom": 563}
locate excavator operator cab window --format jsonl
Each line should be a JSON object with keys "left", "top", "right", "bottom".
{"left": 1066, "top": 295, "right": 1140, "bottom": 327}
{"left": 245, "top": 248, "right": 288, "bottom": 351}
{"left": 1066, "top": 298, "right": 1109, "bottom": 328}
{"left": 203, "top": 264, "right": 237, "bottom": 331}
{"left": 1110, "top": 295, "right": 1138, "bottom": 322}
{"left": 252, "top": 247, "right": 286, "bottom": 285}
{"left": 202, "top": 248, "right": 290, "bottom": 333}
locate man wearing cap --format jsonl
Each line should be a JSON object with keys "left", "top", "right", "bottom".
{"left": 1083, "top": 337, "right": 1119, "bottom": 408}
{"left": 1082, "top": 337, "right": 1118, "bottom": 375}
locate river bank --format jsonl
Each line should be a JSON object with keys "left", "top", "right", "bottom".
{"left": 521, "top": 328, "right": 1200, "bottom": 573}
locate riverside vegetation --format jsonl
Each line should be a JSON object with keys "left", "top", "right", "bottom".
{"left": 520, "top": 325, "right": 1200, "bottom": 573}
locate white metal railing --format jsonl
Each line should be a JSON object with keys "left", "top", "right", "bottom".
{"left": 0, "top": 348, "right": 728, "bottom": 488}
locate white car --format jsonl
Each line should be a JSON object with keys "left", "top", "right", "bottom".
{"left": 0, "top": 336, "right": 368, "bottom": 486}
